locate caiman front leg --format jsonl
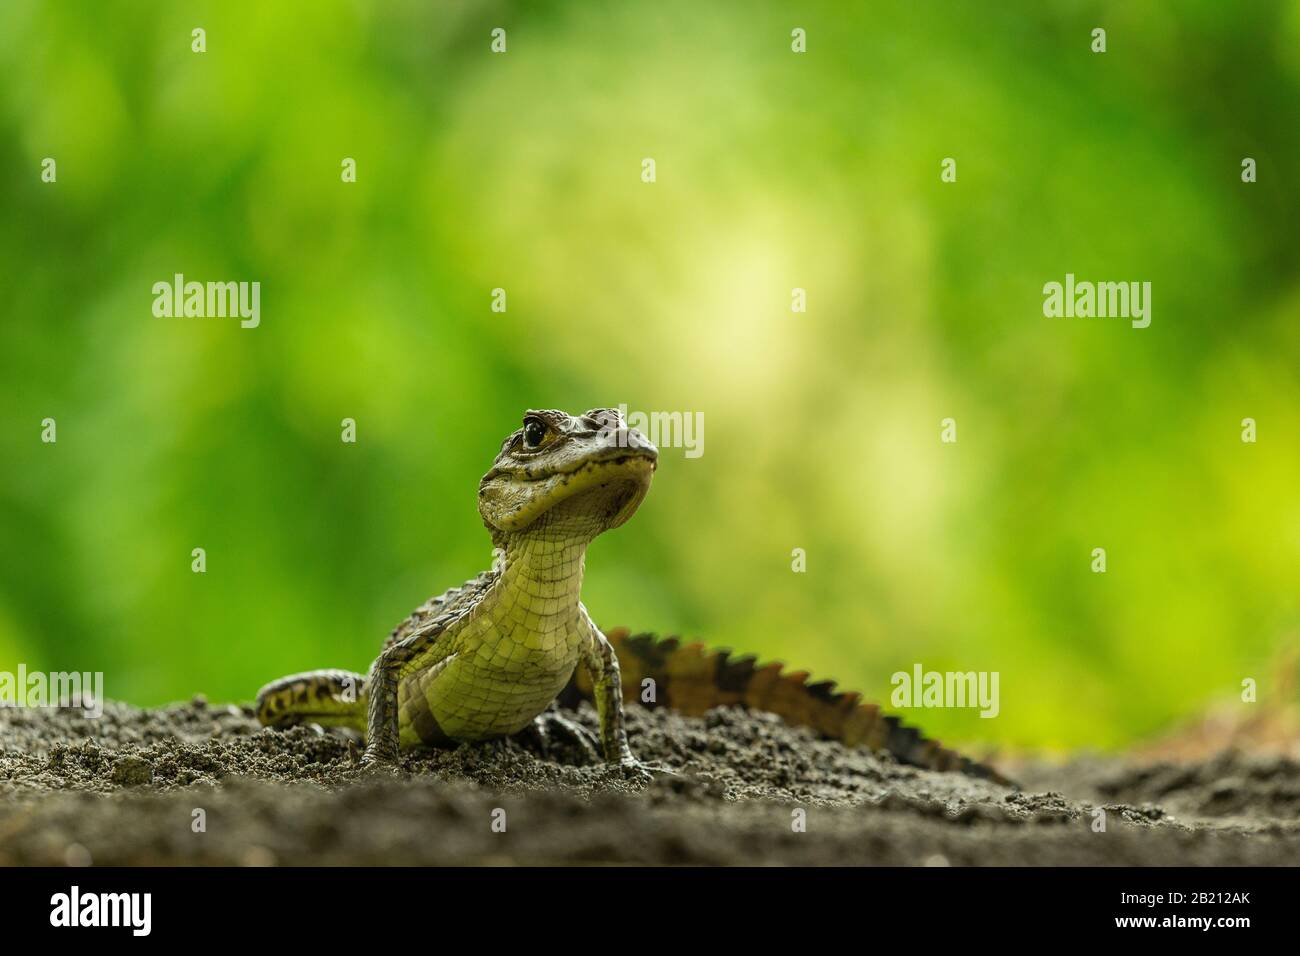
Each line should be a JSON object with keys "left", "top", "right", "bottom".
{"left": 578, "top": 609, "right": 672, "bottom": 778}
{"left": 361, "top": 617, "right": 458, "bottom": 768}
{"left": 361, "top": 646, "right": 409, "bottom": 767}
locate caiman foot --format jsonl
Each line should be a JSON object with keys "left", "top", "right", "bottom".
{"left": 608, "top": 751, "right": 677, "bottom": 784}
{"left": 357, "top": 757, "right": 400, "bottom": 778}
{"left": 522, "top": 705, "right": 601, "bottom": 764}
{"left": 358, "top": 738, "right": 400, "bottom": 775}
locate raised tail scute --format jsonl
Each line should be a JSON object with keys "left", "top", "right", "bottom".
{"left": 254, "top": 669, "right": 368, "bottom": 731}
{"left": 567, "top": 630, "right": 1015, "bottom": 788}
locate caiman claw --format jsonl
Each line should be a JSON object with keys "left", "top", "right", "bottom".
{"left": 612, "top": 753, "right": 677, "bottom": 784}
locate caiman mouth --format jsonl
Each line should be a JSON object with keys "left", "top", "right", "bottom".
{"left": 487, "top": 448, "right": 656, "bottom": 533}
{"left": 520, "top": 449, "right": 658, "bottom": 482}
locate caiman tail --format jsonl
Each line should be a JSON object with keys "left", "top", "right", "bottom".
{"left": 561, "top": 629, "right": 1014, "bottom": 787}
{"left": 255, "top": 669, "right": 367, "bottom": 731}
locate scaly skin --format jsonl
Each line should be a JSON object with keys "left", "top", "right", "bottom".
{"left": 255, "top": 408, "right": 657, "bottom": 772}
{"left": 256, "top": 407, "right": 1012, "bottom": 786}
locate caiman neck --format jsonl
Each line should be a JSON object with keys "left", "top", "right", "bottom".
{"left": 488, "top": 511, "right": 594, "bottom": 611}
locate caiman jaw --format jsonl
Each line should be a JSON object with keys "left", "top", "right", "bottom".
{"left": 512, "top": 451, "right": 655, "bottom": 531}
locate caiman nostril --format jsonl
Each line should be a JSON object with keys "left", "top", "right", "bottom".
{"left": 617, "top": 429, "right": 658, "bottom": 458}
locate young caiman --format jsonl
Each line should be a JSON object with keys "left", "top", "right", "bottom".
{"left": 255, "top": 407, "right": 1010, "bottom": 785}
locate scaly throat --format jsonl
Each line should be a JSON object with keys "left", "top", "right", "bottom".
{"left": 481, "top": 506, "right": 596, "bottom": 635}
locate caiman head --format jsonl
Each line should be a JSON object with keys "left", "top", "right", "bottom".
{"left": 478, "top": 408, "right": 658, "bottom": 546}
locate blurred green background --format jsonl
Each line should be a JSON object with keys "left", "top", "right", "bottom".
{"left": 1, "top": 1, "right": 1297, "bottom": 750}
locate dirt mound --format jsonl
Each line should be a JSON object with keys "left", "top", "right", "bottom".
{"left": 1, "top": 698, "right": 1297, "bottom": 865}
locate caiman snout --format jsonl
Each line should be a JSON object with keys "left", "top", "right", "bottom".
{"left": 604, "top": 426, "right": 658, "bottom": 463}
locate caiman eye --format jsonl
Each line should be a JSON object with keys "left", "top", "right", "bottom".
{"left": 523, "top": 419, "right": 547, "bottom": 448}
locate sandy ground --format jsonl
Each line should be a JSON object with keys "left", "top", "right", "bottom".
{"left": 0, "top": 698, "right": 1297, "bottom": 866}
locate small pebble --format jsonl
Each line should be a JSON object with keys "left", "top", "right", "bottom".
{"left": 110, "top": 754, "right": 154, "bottom": 787}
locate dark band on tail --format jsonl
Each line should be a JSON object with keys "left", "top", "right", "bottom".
{"left": 559, "top": 630, "right": 1013, "bottom": 787}
{"left": 254, "top": 669, "right": 367, "bottom": 729}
